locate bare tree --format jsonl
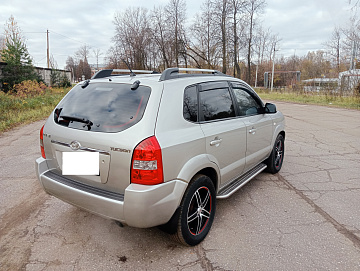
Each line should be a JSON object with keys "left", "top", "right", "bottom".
{"left": 73, "top": 45, "right": 92, "bottom": 80}
{"left": 220, "top": 0, "right": 230, "bottom": 74}
{"left": 253, "top": 26, "right": 274, "bottom": 86}
{"left": 65, "top": 56, "right": 77, "bottom": 82}
{"left": 93, "top": 48, "right": 103, "bottom": 71}
{"left": 189, "top": 0, "right": 222, "bottom": 69}
{"left": 231, "top": 0, "right": 246, "bottom": 78}
{"left": 49, "top": 54, "right": 58, "bottom": 69}
{"left": 244, "top": 0, "right": 266, "bottom": 84}
{"left": 113, "top": 7, "right": 152, "bottom": 69}
{"left": 150, "top": 6, "right": 172, "bottom": 69}
{"left": 342, "top": 17, "right": 360, "bottom": 69}
{"left": 253, "top": 26, "right": 272, "bottom": 65}
{"left": 205, "top": 0, "right": 231, "bottom": 74}
{"left": 105, "top": 46, "right": 123, "bottom": 69}
{"left": 324, "top": 26, "right": 343, "bottom": 73}
{"left": 348, "top": 0, "right": 360, "bottom": 9}
{"left": 103, "top": 0, "right": 279, "bottom": 79}
{"left": 165, "top": 0, "right": 187, "bottom": 67}
{"left": 75, "top": 44, "right": 91, "bottom": 63}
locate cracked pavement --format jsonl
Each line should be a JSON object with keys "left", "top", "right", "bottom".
{"left": 1, "top": 102, "right": 360, "bottom": 270}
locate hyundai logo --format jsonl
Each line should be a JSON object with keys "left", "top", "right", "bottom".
{"left": 70, "top": 141, "right": 81, "bottom": 151}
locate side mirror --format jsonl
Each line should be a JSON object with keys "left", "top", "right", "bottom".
{"left": 264, "top": 103, "right": 277, "bottom": 114}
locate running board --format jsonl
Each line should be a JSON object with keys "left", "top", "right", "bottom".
{"left": 217, "top": 163, "right": 267, "bottom": 199}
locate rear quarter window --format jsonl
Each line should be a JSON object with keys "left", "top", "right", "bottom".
{"left": 54, "top": 82, "right": 151, "bottom": 133}
{"left": 183, "top": 85, "right": 198, "bottom": 122}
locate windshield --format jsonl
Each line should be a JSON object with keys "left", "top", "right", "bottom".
{"left": 54, "top": 82, "right": 151, "bottom": 133}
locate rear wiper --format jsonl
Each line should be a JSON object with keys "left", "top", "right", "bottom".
{"left": 122, "top": 59, "right": 136, "bottom": 77}
{"left": 60, "top": 115, "right": 93, "bottom": 127}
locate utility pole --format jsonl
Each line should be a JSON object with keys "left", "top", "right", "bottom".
{"left": 270, "top": 46, "right": 276, "bottom": 91}
{"left": 255, "top": 60, "right": 259, "bottom": 88}
{"left": 47, "top": 29, "right": 50, "bottom": 68}
{"left": 350, "top": 40, "right": 357, "bottom": 70}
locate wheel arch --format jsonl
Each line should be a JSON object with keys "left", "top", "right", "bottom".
{"left": 177, "top": 154, "right": 220, "bottom": 191}
{"left": 196, "top": 167, "right": 219, "bottom": 193}
{"left": 279, "top": 130, "right": 285, "bottom": 139}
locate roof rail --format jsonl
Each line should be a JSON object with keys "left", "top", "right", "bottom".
{"left": 159, "top": 68, "right": 225, "bottom": 81}
{"left": 91, "top": 69, "right": 159, "bottom": 79}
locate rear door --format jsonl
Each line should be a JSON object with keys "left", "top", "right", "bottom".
{"left": 198, "top": 82, "right": 247, "bottom": 186}
{"left": 45, "top": 82, "right": 152, "bottom": 193}
{"left": 230, "top": 82, "right": 273, "bottom": 171}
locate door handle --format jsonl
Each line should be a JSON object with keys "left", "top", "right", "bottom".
{"left": 210, "top": 137, "right": 222, "bottom": 147}
{"left": 249, "top": 127, "right": 256, "bottom": 134}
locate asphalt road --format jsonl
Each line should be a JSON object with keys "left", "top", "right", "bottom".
{"left": 1, "top": 102, "right": 359, "bottom": 271}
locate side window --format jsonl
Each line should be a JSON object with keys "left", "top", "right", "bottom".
{"left": 183, "top": 86, "right": 198, "bottom": 122}
{"left": 232, "top": 87, "right": 262, "bottom": 116}
{"left": 200, "top": 87, "right": 235, "bottom": 121}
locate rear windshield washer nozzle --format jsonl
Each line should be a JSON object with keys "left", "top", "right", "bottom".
{"left": 131, "top": 80, "right": 140, "bottom": 90}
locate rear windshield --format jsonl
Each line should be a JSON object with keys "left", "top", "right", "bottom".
{"left": 54, "top": 82, "right": 151, "bottom": 133}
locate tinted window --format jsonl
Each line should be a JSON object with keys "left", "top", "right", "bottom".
{"left": 183, "top": 86, "right": 198, "bottom": 122}
{"left": 54, "top": 83, "right": 151, "bottom": 133}
{"left": 232, "top": 87, "right": 261, "bottom": 116}
{"left": 200, "top": 87, "right": 235, "bottom": 121}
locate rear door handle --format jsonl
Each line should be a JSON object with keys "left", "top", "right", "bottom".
{"left": 249, "top": 127, "right": 257, "bottom": 134}
{"left": 210, "top": 137, "right": 222, "bottom": 147}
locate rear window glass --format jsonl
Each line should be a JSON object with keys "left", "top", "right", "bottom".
{"left": 54, "top": 82, "right": 151, "bottom": 133}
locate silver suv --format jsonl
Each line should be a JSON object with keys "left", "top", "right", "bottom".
{"left": 35, "top": 68, "right": 285, "bottom": 246}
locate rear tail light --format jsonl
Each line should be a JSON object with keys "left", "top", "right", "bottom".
{"left": 131, "top": 136, "right": 163, "bottom": 185}
{"left": 40, "top": 125, "right": 46, "bottom": 158}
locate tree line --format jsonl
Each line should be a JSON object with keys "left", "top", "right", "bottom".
{"left": 102, "top": 0, "right": 359, "bottom": 87}
{"left": 63, "top": 0, "right": 360, "bottom": 87}
{"left": 105, "top": 0, "right": 277, "bottom": 86}
{"left": 65, "top": 0, "right": 279, "bottom": 85}
{"left": 2, "top": 0, "right": 360, "bottom": 89}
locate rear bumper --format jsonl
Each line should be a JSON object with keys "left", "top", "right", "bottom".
{"left": 35, "top": 157, "right": 187, "bottom": 228}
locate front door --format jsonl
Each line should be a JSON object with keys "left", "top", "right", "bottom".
{"left": 198, "top": 82, "right": 247, "bottom": 186}
{"left": 230, "top": 82, "right": 273, "bottom": 171}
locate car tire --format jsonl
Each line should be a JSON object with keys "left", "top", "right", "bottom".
{"left": 266, "top": 134, "right": 284, "bottom": 174}
{"left": 172, "top": 174, "right": 216, "bottom": 246}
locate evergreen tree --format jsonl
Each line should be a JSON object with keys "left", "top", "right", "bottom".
{"left": 0, "top": 16, "right": 39, "bottom": 92}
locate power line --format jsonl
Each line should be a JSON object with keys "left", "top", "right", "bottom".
{"left": 49, "top": 29, "right": 86, "bottom": 45}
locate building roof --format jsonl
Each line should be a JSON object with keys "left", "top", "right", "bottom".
{"left": 302, "top": 78, "right": 338, "bottom": 83}
{"left": 339, "top": 69, "right": 360, "bottom": 77}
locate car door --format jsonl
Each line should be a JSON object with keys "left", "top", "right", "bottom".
{"left": 198, "top": 82, "right": 247, "bottom": 186}
{"left": 230, "top": 82, "right": 273, "bottom": 171}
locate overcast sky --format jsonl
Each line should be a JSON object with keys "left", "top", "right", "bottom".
{"left": 0, "top": 0, "right": 356, "bottom": 69}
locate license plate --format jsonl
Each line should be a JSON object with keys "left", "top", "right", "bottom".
{"left": 62, "top": 152, "right": 99, "bottom": 175}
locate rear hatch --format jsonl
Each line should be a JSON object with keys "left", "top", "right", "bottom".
{"left": 43, "top": 81, "right": 154, "bottom": 194}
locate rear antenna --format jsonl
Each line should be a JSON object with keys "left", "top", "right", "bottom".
{"left": 122, "top": 59, "right": 136, "bottom": 77}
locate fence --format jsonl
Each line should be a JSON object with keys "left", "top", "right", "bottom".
{"left": 0, "top": 61, "right": 72, "bottom": 89}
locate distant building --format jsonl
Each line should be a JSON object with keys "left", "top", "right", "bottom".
{"left": 339, "top": 69, "right": 360, "bottom": 93}
{"left": 301, "top": 70, "right": 360, "bottom": 95}
{"left": 302, "top": 78, "right": 338, "bottom": 92}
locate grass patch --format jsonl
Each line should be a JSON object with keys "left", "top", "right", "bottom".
{"left": 256, "top": 89, "right": 360, "bottom": 110}
{"left": 0, "top": 87, "right": 70, "bottom": 133}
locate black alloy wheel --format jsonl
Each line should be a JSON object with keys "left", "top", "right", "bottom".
{"left": 266, "top": 134, "right": 284, "bottom": 174}
{"left": 173, "top": 174, "right": 216, "bottom": 246}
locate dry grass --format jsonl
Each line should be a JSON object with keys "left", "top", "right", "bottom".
{"left": 256, "top": 88, "right": 360, "bottom": 110}
{"left": 0, "top": 87, "right": 70, "bottom": 133}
